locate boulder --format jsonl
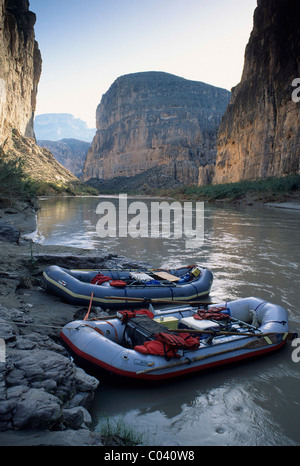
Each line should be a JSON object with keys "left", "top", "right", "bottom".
{"left": 0, "top": 306, "right": 100, "bottom": 433}
{"left": 9, "top": 387, "right": 62, "bottom": 430}
{"left": 0, "top": 221, "right": 20, "bottom": 243}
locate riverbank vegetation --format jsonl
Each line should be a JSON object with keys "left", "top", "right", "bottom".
{"left": 87, "top": 170, "right": 300, "bottom": 203}
{"left": 98, "top": 417, "right": 145, "bottom": 446}
{"left": 0, "top": 155, "right": 98, "bottom": 207}
{"left": 1, "top": 153, "right": 299, "bottom": 208}
{"left": 143, "top": 174, "right": 300, "bottom": 203}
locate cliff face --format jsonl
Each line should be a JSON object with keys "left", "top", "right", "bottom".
{"left": 82, "top": 72, "right": 230, "bottom": 185}
{"left": 214, "top": 0, "right": 300, "bottom": 184}
{"left": 0, "top": 0, "right": 41, "bottom": 143}
{"left": 0, "top": 0, "right": 77, "bottom": 184}
{"left": 37, "top": 139, "right": 91, "bottom": 177}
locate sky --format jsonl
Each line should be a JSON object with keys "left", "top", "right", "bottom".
{"left": 29, "top": 0, "right": 257, "bottom": 128}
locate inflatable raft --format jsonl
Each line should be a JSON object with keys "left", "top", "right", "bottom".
{"left": 43, "top": 264, "right": 213, "bottom": 309}
{"left": 60, "top": 297, "right": 296, "bottom": 381}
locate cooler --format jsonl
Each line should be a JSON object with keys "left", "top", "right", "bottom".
{"left": 179, "top": 316, "right": 220, "bottom": 331}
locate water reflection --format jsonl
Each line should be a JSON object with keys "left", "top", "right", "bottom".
{"left": 35, "top": 197, "right": 300, "bottom": 326}
{"left": 91, "top": 348, "right": 299, "bottom": 446}
{"left": 36, "top": 196, "right": 300, "bottom": 446}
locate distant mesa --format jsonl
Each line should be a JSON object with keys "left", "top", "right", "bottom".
{"left": 82, "top": 71, "right": 231, "bottom": 187}
{"left": 34, "top": 114, "right": 96, "bottom": 143}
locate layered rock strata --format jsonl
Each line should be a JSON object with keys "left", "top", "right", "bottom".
{"left": 83, "top": 72, "right": 231, "bottom": 185}
{"left": 214, "top": 0, "right": 300, "bottom": 184}
{"left": 0, "top": 0, "right": 41, "bottom": 143}
{"left": 0, "top": 0, "right": 77, "bottom": 184}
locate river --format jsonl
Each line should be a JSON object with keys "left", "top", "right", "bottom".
{"left": 35, "top": 195, "right": 300, "bottom": 446}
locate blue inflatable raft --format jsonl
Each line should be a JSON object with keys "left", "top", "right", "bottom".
{"left": 43, "top": 264, "right": 213, "bottom": 309}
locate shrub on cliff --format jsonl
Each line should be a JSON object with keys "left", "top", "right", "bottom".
{"left": 0, "top": 155, "right": 33, "bottom": 206}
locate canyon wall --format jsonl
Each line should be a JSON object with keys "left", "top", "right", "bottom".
{"left": 0, "top": 0, "right": 41, "bottom": 143}
{"left": 214, "top": 0, "right": 300, "bottom": 184}
{"left": 37, "top": 139, "right": 91, "bottom": 177}
{"left": 0, "top": 0, "right": 76, "bottom": 184}
{"left": 82, "top": 72, "right": 230, "bottom": 185}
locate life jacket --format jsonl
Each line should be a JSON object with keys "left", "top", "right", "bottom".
{"left": 155, "top": 332, "right": 200, "bottom": 351}
{"left": 109, "top": 280, "right": 127, "bottom": 288}
{"left": 117, "top": 309, "right": 155, "bottom": 323}
{"left": 91, "top": 274, "right": 126, "bottom": 288}
{"left": 134, "top": 332, "right": 200, "bottom": 360}
{"left": 91, "top": 273, "right": 111, "bottom": 285}
{"left": 134, "top": 340, "right": 181, "bottom": 359}
{"left": 194, "top": 307, "right": 230, "bottom": 321}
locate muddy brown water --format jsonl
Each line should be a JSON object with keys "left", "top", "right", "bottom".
{"left": 35, "top": 196, "right": 300, "bottom": 446}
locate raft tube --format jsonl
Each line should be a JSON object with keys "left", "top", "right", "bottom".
{"left": 43, "top": 264, "right": 214, "bottom": 309}
{"left": 60, "top": 297, "right": 295, "bottom": 381}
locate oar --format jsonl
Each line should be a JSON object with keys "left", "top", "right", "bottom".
{"left": 104, "top": 296, "right": 216, "bottom": 306}
{"left": 170, "top": 328, "right": 297, "bottom": 340}
{"left": 136, "top": 333, "right": 283, "bottom": 376}
{"left": 171, "top": 328, "right": 262, "bottom": 337}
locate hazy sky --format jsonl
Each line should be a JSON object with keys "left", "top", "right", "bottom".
{"left": 30, "top": 0, "right": 257, "bottom": 128}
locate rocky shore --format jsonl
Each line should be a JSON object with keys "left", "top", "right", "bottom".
{"left": 0, "top": 202, "right": 149, "bottom": 446}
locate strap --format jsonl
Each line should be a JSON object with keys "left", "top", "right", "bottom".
{"left": 194, "top": 308, "right": 230, "bottom": 321}
{"left": 190, "top": 283, "right": 199, "bottom": 300}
